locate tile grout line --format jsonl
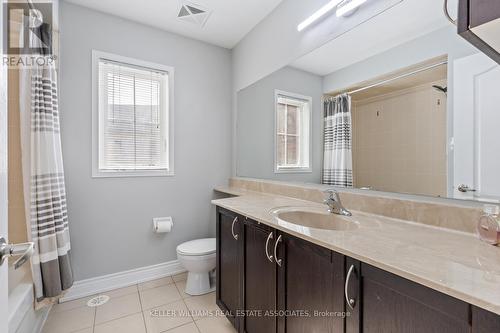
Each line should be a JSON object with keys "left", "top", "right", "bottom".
{"left": 92, "top": 289, "right": 143, "bottom": 327}
{"left": 43, "top": 276, "right": 190, "bottom": 333}
{"left": 139, "top": 280, "right": 188, "bottom": 321}
{"left": 138, "top": 276, "right": 176, "bottom": 292}
{"left": 192, "top": 316, "right": 202, "bottom": 333}
{"left": 161, "top": 322, "right": 201, "bottom": 333}
{"left": 173, "top": 280, "right": 192, "bottom": 301}
{"left": 158, "top": 278, "right": 199, "bottom": 333}
{"left": 183, "top": 297, "right": 202, "bottom": 333}
{"left": 137, "top": 285, "right": 149, "bottom": 333}
{"left": 93, "top": 310, "right": 144, "bottom": 327}
{"left": 177, "top": 282, "right": 203, "bottom": 333}
{"left": 159, "top": 321, "right": 196, "bottom": 333}
{"left": 92, "top": 305, "right": 96, "bottom": 333}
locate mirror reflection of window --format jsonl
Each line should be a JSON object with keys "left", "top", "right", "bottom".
{"left": 275, "top": 92, "right": 312, "bottom": 173}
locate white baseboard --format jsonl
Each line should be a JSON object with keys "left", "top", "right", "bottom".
{"left": 60, "top": 260, "right": 186, "bottom": 303}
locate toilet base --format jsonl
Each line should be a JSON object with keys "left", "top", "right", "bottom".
{"left": 184, "top": 272, "right": 215, "bottom": 296}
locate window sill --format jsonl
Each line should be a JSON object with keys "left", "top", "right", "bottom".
{"left": 274, "top": 167, "right": 312, "bottom": 174}
{"left": 92, "top": 169, "right": 175, "bottom": 178}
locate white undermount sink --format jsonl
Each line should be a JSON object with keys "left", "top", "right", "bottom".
{"left": 270, "top": 206, "right": 360, "bottom": 231}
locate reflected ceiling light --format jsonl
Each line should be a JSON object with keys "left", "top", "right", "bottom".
{"left": 297, "top": 0, "right": 342, "bottom": 32}
{"left": 336, "top": 0, "right": 368, "bottom": 17}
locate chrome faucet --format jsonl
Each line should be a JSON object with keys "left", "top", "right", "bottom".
{"left": 323, "top": 189, "right": 352, "bottom": 216}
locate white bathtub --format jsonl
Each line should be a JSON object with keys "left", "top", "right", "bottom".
{"left": 8, "top": 264, "right": 50, "bottom": 333}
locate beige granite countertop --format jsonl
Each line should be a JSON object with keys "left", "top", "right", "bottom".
{"left": 212, "top": 187, "right": 500, "bottom": 316}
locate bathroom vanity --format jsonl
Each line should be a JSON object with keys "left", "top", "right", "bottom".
{"left": 213, "top": 182, "right": 500, "bottom": 333}
{"left": 216, "top": 0, "right": 500, "bottom": 330}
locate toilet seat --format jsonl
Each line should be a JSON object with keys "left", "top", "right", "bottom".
{"left": 177, "top": 238, "right": 216, "bottom": 256}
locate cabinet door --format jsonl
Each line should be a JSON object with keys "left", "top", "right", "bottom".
{"left": 277, "top": 233, "right": 345, "bottom": 333}
{"left": 242, "top": 219, "right": 277, "bottom": 333}
{"left": 472, "top": 306, "right": 500, "bottom": 333}
{"left": 345, "top": 258, "right": 361, "bottom": 333}
{"left": 346, "top": 261, "right": 471, "bottom": 333}
{"left": 216, "top": 207, "right": 243, "bottom": 330}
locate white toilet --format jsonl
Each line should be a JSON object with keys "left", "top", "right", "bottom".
{"left": 176, "top": 238, "right": 216, "bottom": 296}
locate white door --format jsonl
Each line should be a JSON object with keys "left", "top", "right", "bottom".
{"left": 0, "top": 0, "right": 9, "bottom": 328}
{"left": 453, "top": 52, "right": 500, "bottom": 201}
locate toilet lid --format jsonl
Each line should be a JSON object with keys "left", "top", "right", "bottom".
{"left": 177, "top": 238, "right": 216, "bottom": 256}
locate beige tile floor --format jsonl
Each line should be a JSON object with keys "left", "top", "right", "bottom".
{"left": 42, "top": 273, "right": 237, "bottom": 333}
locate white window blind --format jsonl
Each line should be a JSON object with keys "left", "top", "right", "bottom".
{"left": 97, "top": 59, "right": 169, "bottom": 172}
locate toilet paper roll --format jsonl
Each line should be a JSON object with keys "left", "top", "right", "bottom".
{"left": 153, "top": 217, "right": 173, "bottom": 233}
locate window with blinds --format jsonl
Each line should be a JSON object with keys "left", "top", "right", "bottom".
{"left": 93, "top": 51, "right": 174, "bottom": 177}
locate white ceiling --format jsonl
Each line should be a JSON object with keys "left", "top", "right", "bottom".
{"left": 64, "top": 0, "right": 284, "bottom": 48}
{"left": 291, "top": 0, "right": 458, "bottom": 76}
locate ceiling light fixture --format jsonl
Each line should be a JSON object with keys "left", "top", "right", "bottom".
{"left": 297, "top": 0, "right": 342, "bottom": 32}
{"left": 336, "top": 0, "right": 367, "bottom": 17}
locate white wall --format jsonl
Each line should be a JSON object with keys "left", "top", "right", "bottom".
{"left": 232, "top": 0, "right": 402, "bottom": 92}
{"left": 236, "top": 67, "right": 323, "bottom": 183}
{"left": 59, "top": 2, "right": 232, "bottom": 280}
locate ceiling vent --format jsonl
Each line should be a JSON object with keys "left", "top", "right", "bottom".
{"left": 178, "top": 2, "right": 211, "bottom": 27}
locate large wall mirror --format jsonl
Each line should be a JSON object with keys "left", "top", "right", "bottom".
{"left": 236, "top": 14, "right": 500, "bottom": 203}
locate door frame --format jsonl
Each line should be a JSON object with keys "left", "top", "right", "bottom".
{"left": 0, "top": 0, "right": 10, "bottom": 329}
{"left": 452, "top": 52, "right": 500, "bottom": 201}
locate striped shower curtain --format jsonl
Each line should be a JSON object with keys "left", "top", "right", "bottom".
{"left": 20, "top": 24, "right": 73, "bottom": 307}
{"left": 322, "top": 94, "right": 353, "bottom": 187}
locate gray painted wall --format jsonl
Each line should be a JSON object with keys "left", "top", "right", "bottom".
{"left": 236, "top": 67, "right": 322, "bottom": 183}
{"left": 60, "top": 2, "right": 232, "bottom": 280}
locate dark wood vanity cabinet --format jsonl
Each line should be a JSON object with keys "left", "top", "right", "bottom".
{"left": 242, "top": 219, "right": 278, "bottom": 333}
{"left": 216, "top": 207, "right": 244, "bottom": 330}
{"left": 276, "top": 233, "right": 345, "bottom": 333}
{"left": 472, "top": 306, "right": 500, "bottom": 333}
{"left": 216, "top": 207, "right": 500, "bottom": 333}
{"left": 345, "top": 259, "right": 471, "bottom": 333}
{"left": 241, "top": 220, "right": 346, "bottom": 333}
{"left": 216, "top": 207, "right": 346, "bottom": 333}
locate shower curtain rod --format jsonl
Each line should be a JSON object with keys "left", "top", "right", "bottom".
{"left": 346, "top": 60, "right": 448, "bottom": 95}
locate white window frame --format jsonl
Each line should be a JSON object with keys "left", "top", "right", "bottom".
{"left": 274, "top": 90, "right": 312, "bottom": 174}
{"left": 92, "top": 50, "right": 175, "bottom": 178}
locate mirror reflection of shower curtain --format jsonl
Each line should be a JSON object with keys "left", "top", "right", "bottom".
{"left": 322, "top": 94, "right": 353, "bottom": 187}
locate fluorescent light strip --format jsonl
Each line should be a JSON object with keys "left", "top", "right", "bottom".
{"left": 297, "top": 0, "right": 342, "bottom": 32}
{"left": 336, "top": 0, "right": 367, "bottom": 17}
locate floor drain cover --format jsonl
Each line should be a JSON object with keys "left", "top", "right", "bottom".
{"left": 87, "top": 295, "right": 110, "bottom": 307}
